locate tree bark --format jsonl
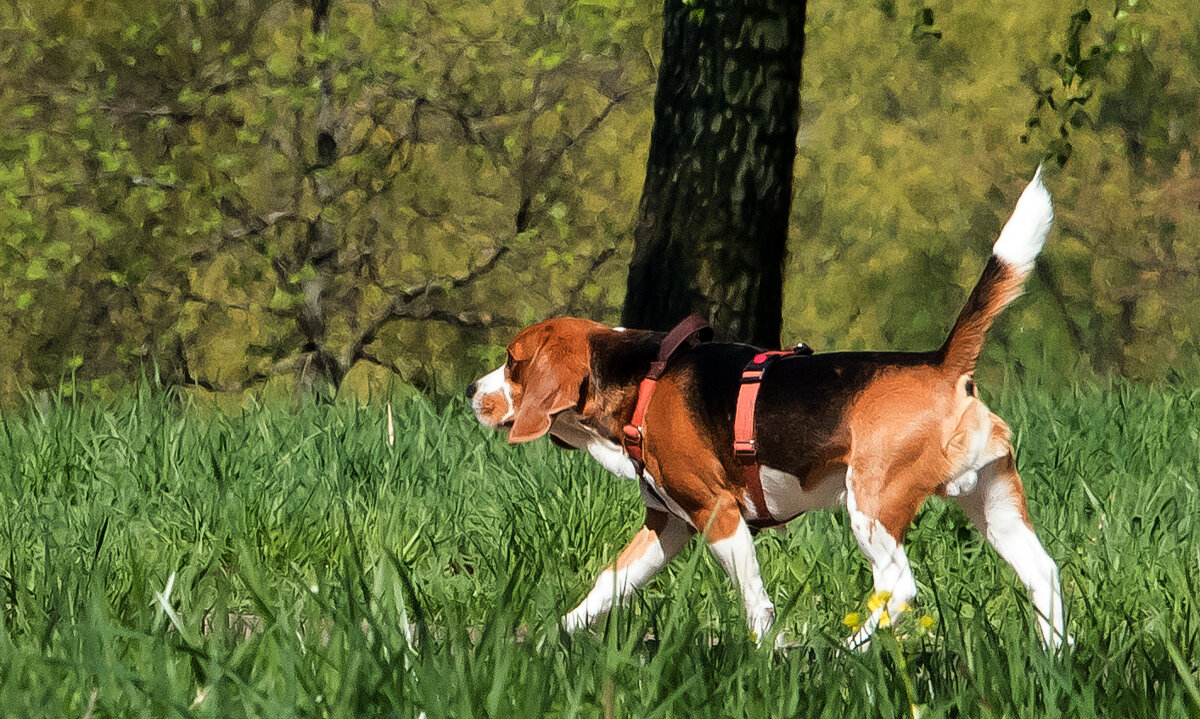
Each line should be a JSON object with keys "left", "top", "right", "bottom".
{"left": 622, "top": 0, "right": 806, "bottom": 347}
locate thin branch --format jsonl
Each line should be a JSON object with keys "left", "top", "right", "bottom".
{"left": 643, "top": 41, "right": 658, "bottom": 78}
{"left": 344, "top": 243, "right": 512, "bottom": 368}
{"left": 172, "top": 339, "right": 313, "bottom": 392}
{"left": 557, "top": 246, "right": 618, "bottom": 316}
{"left": 1033, "top": 261, "right": 1086, "bottom": 352}
{"left": 398, "top": 243, "right": 511, "bottom": 305}
{"left": 392, "top": 308, "right": 524, "bottom": 329}
{"left": 188, "top": 210, "right": 296, "bottom": 264}
{"left": 515, "top": 87, "right": 636, "bottom": 224}
{"left": 553, "top": 90, "right": 630, "bottom": 159}
{"left": 180, "top": 291, "right": 295, "bottom": 321}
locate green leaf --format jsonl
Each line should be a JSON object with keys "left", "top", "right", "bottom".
{"left": 28, "top": 133, "right": 43, "bottom": 163}
{"left": 145, "top": 189, "right": 166, "bottom": 212}
{"left": 266, "top": 53, "right": 291, "bottom": 77}
{"left": 44, "top": 241, "right": 71, "bottom": 263}
{"left": 25, "top": 258, "right": 47, "bottom": 281}
{"left": 98, "top": 151, "right": 121, "bottom": 173}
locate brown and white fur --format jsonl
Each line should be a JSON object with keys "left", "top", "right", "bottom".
{"left": 468, "top": 169, "right": 1066, "bottom": 648}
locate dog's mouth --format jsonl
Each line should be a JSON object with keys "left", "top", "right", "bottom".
{"left": 498, "top": 419, "right": 514, "bottom": 431}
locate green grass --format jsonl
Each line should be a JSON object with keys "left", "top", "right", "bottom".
{"left": 2, "top": 380, "right": 1200, "bottom": 717}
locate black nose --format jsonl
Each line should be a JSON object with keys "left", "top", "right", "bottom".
{"left": 465, "top": 383, "right": 477, "bottom": 400}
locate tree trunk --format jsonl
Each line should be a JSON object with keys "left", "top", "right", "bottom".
{"left": 622, "top": 0, "right": 806, "bottom": 348}
{"left": 302, "top": 0, "right": 345, "bottom": 389}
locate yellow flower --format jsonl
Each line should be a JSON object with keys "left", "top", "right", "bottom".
{"left": 843, "top": 612, "right": 862, "bottom": 630}
{"left": 878, "top": 608, "right": 892, "bottom": 629}
{"left": 867, "top": 591, "right": 892, "bottom": 613}
{"left": 919, "top": 615, "right": 935, "bottom": 629}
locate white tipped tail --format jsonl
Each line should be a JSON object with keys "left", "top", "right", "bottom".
{"left": 939, "top": 167, "right": 1054, "bottom": 374}
{"left": 992, "top": 165, "right": 1054, "bottom": 273}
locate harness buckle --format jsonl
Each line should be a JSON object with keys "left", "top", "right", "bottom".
{"left": 732, "top": 439, "right": 757, "bottom": 460}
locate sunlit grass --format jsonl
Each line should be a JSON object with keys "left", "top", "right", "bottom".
{"left": 1, "top": 380, "right": 1199, "bottom": 717}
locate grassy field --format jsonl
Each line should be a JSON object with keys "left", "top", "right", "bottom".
{"left": 2, "top": 380, "right": 1200, "bottom": 718}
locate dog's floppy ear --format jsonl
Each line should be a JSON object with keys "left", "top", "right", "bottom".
{"left": 508, "top": 352, "right": 588, "bottom": 444}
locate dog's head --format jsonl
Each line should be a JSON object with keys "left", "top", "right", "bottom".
{"left": 467, "top": 318, "right": 607, "bottom": 443}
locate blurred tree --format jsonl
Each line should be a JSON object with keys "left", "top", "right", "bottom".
{"left": 0, "top": 0, "right": 656, "bottom": 400}
{"left": 622, "top": 0, "right": 805, "bottom": 347}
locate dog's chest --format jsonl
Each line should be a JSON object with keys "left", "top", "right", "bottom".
{"left": 550, "top": 413, "right": 696, "bottom": 523}
{"left": 550, "top": 414, "right": 640, "bottom": 480}
{"left": 583, "top": 437, "right": 640, "bottom": 479}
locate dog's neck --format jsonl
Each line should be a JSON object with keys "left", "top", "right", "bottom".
{"left": 546, "top": 327, "right": 674, "bottom": 480}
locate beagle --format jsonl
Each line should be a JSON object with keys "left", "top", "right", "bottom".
{"left": 468, "top": 168, "right": 1066, "bottom": 648}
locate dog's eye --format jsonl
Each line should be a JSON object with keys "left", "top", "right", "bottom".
{"left": 505, "top": 351, "right": 517, "bottom": 374}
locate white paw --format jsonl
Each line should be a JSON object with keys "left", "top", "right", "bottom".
{"left": 749, "top": 607, "right": 776, "bottom": 648}
{"left": 847, "top": 634, "right": 872, "bottom": 652}
{"left": 561, "top": 610, "right": 590, "bottom": 633}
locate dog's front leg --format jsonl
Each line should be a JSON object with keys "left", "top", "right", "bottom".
{"left": 562, "top": 509, "right": 693, "bottom": 632}
{"left": 702, "top": 502, "right": 777, "bottom": 646}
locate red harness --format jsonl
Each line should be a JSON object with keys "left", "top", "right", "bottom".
{"left": 734, "top": 344, "right": 813, "bottom": 527}
{"left": 621, "top": 317, "right": 812, "bottom": 528}
{"left": 622, "top": 315, "right": 712, "bottom": 475}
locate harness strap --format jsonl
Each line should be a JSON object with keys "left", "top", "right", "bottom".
{"left": 734, "top": 343, "right": 814, "bottom": 527}
{"left": 622, "top": 316, "right": 713, "bottom": 472}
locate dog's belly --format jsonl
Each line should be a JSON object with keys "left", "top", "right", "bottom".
{"left": 753, "top": 465, "right": 847, "bottom": 523}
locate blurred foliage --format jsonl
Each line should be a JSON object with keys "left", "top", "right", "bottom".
{"left": 786, "top": 0, "right": 1200, "bottom": 386}
{"left": 0, "top": 0, "right": 653, "bottom": 402}
{"left": 1, "top": 0, "right": 1198, "bottom": 405}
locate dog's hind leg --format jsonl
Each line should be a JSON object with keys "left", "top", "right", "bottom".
{"left": 951, "top": 454, "right": 1068, "bottom": 648}
{"left": 844, "top": 466, "right": 925, "bottom": 650}
{"left": 562, "top": 508, "right": 693, "bottom": 632}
